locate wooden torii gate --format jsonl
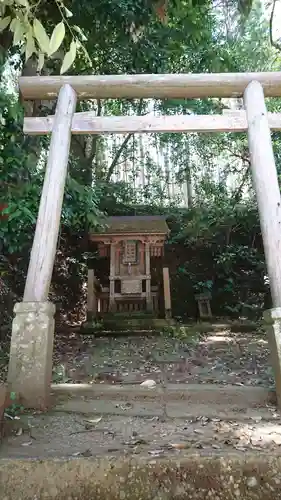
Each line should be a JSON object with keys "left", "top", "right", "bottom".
{"left": 8, "top": 72, "right": 281, "bottom": 408}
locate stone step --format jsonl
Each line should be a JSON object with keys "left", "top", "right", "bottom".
{"left": 52, "top": 397, "right": 278, "bottom": 421}
{"left": 52, "top": 382, "right": 276, "bottom": 405}
{"left": 80, "top": 320, "right": 260, "bottom": 335}
{"left": 1, "top": 454, "right": 281, "bottom": 499}
{"left": 80, "top": 329, "right": 162, "bottom": 337}
{"left": 51, "top": 383, "right": 277, "bottom": 420}
{"left": 1, "top": 383, "right": 280, "bottom": 497}
{"left": 81, "top": 317, "right": 175, "bottom": 333}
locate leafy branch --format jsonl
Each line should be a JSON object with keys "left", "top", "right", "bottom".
{"left": 0, "top": 0, "right": 90, "bottom": 73}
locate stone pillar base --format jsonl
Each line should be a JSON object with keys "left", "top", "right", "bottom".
{"left": 264, "top": 307, "right": 281, "bottom": 408}
{"left": 7, "top": 301, "right": 55, "bottom": 410}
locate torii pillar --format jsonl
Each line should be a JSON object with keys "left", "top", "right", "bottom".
{"left": 7, "top": 85, "right": 77, "bottom": 409}
{"left": 244, "top": 80, "right": 281, "bottom": 407}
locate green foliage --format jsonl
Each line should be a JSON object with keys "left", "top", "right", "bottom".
{"left": 161, "top": 324, "right": 204, "bottom": 341}
{"left": 0, "top": 88, "right": 102, "bottom": 255}
{"left": 166, "top": 192, "right": 267, "bottom": 320}
{"left": 0, "top": 0, "right": 91, "bottom": 73}
{"left": 4, "top": 391, "right": 24, "bottom": 418}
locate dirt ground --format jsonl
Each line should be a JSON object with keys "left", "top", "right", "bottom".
{"left": 51, "top": 329, "right": 274, "bottom": 388}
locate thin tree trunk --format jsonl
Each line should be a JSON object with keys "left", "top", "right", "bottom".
{"left": 105, "top": 133, "right": 133, "bottom": 182}
{"left": 105, "top": 99, "right": 144, "bottom": 182}
{"left": 184, "top": 137, "right": 193, "bottom": 208}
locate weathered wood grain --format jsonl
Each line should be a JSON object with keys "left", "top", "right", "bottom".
{"left": 19, "top": 72, "right": 281, "bottom": 100}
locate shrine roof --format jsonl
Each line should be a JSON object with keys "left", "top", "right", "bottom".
{"left": 91, "top": 216, "right": 169, "bottom": 235}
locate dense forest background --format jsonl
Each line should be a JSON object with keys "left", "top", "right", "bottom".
{"left": 1, "top": 0, "right": 281, "bottom": 335}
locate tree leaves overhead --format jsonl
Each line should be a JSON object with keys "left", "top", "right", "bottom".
{"left": 25, "top": 28, "right": 36, "bottom": 62}
{"left": 49, "top": 22, "right": 66, "bottom": 56}
{"left": 0, "top": 0, "right": 89, "bottom": 73}
{"left": 33, "top": 19, "right": 50, "bottom": 54}
{"left": 60, "top": 40, "right": 77, "bottom": 74}
{"left": 0, "top": 16, "right": 11, "bottom": 33}
{"left": 0, "top": 0, "right": 258, "bottom": 74}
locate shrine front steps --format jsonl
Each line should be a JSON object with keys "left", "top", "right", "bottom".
{"left": 50, "top": 383, "right": 277, "bottom": 421}
{"left": 1, "top": 383, "right": 281, "bottom": 499}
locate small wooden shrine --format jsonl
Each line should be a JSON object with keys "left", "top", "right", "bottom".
{"left": 87, "top": 216, "right": 171, "bottom": 318}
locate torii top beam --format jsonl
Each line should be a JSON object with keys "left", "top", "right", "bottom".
{"left": 19, "top": 72, "right": 281, "bottom": 101}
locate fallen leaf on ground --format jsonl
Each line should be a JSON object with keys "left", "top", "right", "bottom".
{"left": 85, "top": 417, "right": 102, "bottom": 425}
{"left": 169, "top": 443, "right": 190, "bottom": 449}
{"left": 250, "top": 416, "right": 262, "bottom": 422}
{"left": 140, "top": 379, "right": 157, "bottom": 388}
{"left": 124, "top": 438, "right": 148, "bottom": 446}
{"left": 148, "top": 449, "right": 165, "bottom": 456}
{"left": 247, "top": 477, "right": 258, "bottom": 488}
{"left": 73, "top": 449, "right": 92, "bottom": 457}
{"left": 81, "top": 449, "right": 93, "bottom": 457}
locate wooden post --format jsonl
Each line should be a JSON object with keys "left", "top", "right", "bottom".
{"left": 244, "top": 80, "right": 281, "bottom": 408}
{"left": 163, "top": 267, "right": 172, "bottom": 319}
{"left": 109, "top": 242, "right": 116, "bottom": 312}
{"left": 244, "top": 80, "right": 281, "bottom": 307}
{"left": 7, "top": 84, "right": 76, "bottom": 409}
{"left": 87, "top": 269, "right": 96, "bottom": 321}
{"left": 145, "top": 242, "right": 152, "bottom": 310}
{"left": 23, "top": 84, "right": 77, "bottom": 301}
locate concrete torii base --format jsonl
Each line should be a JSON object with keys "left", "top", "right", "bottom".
{"left": 7, "top": 301, "right": 55, "bottom": 409}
